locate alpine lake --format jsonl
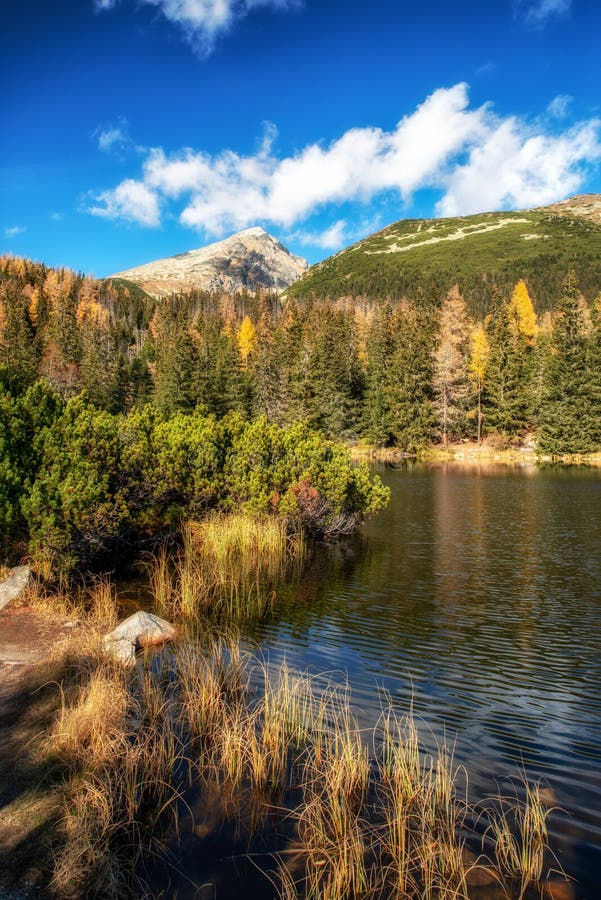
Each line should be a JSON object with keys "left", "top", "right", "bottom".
{"left": 125, "top": 461, "right": 601, "bottom": 898}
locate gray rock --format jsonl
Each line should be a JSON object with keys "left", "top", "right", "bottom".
{"left": 103, "top": 611, "right": 177, "bottom": 650}
{"left": 104, "top": 638, "right": 137, "bottom": 667}
{"left": 0, "top": 566, "right": 34, "bottom": 612}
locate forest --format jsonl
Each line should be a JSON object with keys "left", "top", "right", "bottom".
{"left": 1, "top": 253, "right": 601, "bottom": 572}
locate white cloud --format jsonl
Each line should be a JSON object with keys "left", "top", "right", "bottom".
{"left": 290, "top": 220, "right": 349, "bottom": 250}
{"left": 86, "top": 83, "right": 601, "bottom": 234}
{"left": 547, "top": 94, "right": 572, "bottom": 119}
{"left": 96, "top": 1, "right": 301, "bottom": 54}
{"left": 88, "top": 179, "right": 161, "bottom": 226}
{"left": 514, "top": 0, "right": 572, "bottom": 27}
{"left": 437, "top": 119, "right": 600, "bottom": 217}
{"left": 290, "top": 216, "right": 383, "bottom": 251}
{"left": 95, "top": 119, "right": 131, "bottom": 154}
{"left": 4, "top": 225, "right": 26, "bottom": 238}
{"left": 50, "top": 212, "right": 64, "bottom": 221}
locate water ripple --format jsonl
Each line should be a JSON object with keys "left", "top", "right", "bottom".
{"left": 247, "top": 464, "right": 601, "bottom": 893}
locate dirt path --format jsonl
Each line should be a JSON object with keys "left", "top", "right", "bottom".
{"left": 0, "top": 608, "right": 80, "bottom": 898}
{"left": 0, "top": 607, "right": 78, "bottom": 706}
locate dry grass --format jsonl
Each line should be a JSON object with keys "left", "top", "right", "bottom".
{"left": 24, "top": 574, "right": 119, "bottom": 630}
{"left": 48, "top": 658, "right": 186, "bottom": 898}
{"left": 154, "top": 513, "right": 304, "bottom": 620}
{"left": 7, "top": 528, "right": 561, "bottom": 898}
{"left": 48, "top": 668, "right": 128, "bottom": 766}
{"left": 35, "top": 632, "right": 563, "bottom": 899}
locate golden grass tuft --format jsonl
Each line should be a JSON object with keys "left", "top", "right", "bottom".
{"left": 48, "top": 668, "right": 128, "bottom": 766}
{"left": 41, "top": 635, "right": 562, "bottom": 900}
{"left": 154, "top": 513, "right": 304, "bottom": 620}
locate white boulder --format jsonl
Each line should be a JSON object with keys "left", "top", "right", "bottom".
{"left": 104, "top": 638, "right": 137, "bottom": 667}
{"left": 104, "top": 611, "right": 177, "bottom": 648}
{"left": 0, "top": 566, "right": 34, "bottom": 612}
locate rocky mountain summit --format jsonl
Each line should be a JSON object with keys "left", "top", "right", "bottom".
{"left": 539, "top": 193, "right": 601, "bottom": 224}
{"left": 110, "top": 227, "right": 308, "bottom": 297}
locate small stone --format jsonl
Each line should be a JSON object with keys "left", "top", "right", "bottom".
{"left": 103, "top": 611, "right": 177, "bottom": 650}
{"left": 63, "top": 620, "right": 82, "bottom": 629}
{"left": 0, "top": 566, "right": 34, "bottom": 612}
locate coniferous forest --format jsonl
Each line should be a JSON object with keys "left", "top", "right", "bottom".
{"left": 2, "top": 253, "right": 601, "bottom": 572}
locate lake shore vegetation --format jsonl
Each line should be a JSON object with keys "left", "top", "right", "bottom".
{"left": 1, "top": 572, "right": 565, "bottom": 900}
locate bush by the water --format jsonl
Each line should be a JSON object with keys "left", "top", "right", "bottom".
{"left": 0, "top": 383, "right": 389, "bottom": 575}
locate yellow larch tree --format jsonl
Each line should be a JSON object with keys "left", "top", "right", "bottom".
{"left": 76, "top": 280, "right": 110, "bottom": 330}
{"left": 468, "top": 323, "right": 490, "bottom": 445}
{"left": 237, "top": 315, "right": 256, "bottom": 365}
{"left": 20, "top": 284, "right": 40, "bottom": 327}
{"left": 509, "top": 279, "right": 538, "bottom": 343}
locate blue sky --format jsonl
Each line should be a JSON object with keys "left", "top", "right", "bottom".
{"left": 1, "top": 0, "right": 601, "bottom": 276}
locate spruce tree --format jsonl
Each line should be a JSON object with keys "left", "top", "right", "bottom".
{"left": 303, "top": 305, "right": 364, "bottom": 439}
{"left": 363, "top": 304, "right": 395, "bottom": 445}
{"left": 387, "top": 303, "right": 435, "bottom": 450}
{"left": 152, "top": 302, "right": 199, "bottom": 415}
{"left": 483, "top": 282, "right": 538, "bottom": 440}
{"left": 251, "top": 305, "right": 290, "bottom": 423}
{"left": 0, "top": 283, "right": 38, "bottom": 392}
{"left": 538, "top": 271, "right": 600, "bottom": 453}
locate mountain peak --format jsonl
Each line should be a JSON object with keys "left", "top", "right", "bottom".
{"left": 235, "top": 225, "right": 270, "bottom": 238}
{"left": 538, "top": 193, "right": 601, "bottom": 224}
{"left": 110, "top": 228, "right": 307, "bottom": 297}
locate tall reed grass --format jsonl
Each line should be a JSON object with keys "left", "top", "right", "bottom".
{"left": 153, "top": 513, "right": 304, "bottom": 619}
{"left": 25, "top": 574, "right": 119, "bottom": 630}
{"left": 29, "top": 519, "right": 560, "bottom": 899}
{"left": 47, "top": 627, "right": 561, "bottom": 899}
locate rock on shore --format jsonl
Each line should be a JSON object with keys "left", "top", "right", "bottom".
{"left": 103, "top": 611, "right": 177, "bottom": 666}
{"left": 0, "top": 567, "right": 33, "bottom": 612}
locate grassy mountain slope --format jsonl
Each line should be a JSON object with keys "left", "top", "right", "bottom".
{"left": 288, "top": 195, "right": 601, "bottom": 314}
{"left": 103, "top": 277, "right": 154, "bottom": 303}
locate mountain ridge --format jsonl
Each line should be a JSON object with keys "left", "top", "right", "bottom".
{"left": 287, "top": 194, "right": 601, "bottom": 314}
{"left": 110, "top": 227, "right": 308, "bottom": 297}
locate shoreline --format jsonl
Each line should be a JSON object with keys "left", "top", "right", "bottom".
{"left": 348, "top": 442, "right": 601, "bottom": 468}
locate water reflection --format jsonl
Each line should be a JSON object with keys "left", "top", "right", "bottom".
{"left": 242, "top": 463, "right": 601, "bottom": 895}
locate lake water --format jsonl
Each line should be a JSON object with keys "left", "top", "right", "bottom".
{"left": 150, "top": 462, "right": 601, "bottom": 897}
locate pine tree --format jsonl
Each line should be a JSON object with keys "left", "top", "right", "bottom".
{"left": 127, "top": 355, "right": 153, "bottom": 410}
{"left": 468, "top": 324, "right": 490, "bottom": 445}
{"left": 303, "top": 305, "right": 364, "bottom": 439}
{"left": 211, "top": 322, "right": 250, "bottom": 417}
{"left": 589, "top": 294, "right": 601, "bottom": 448}
{"left": 483, "top": 283, "right": 538, "bottom": 440}
{"left": 387, "top": 303, "right": 435, "bottom": 450}
{"left": 363, "top": 304, "right": 395, "bottom": 445}
{"left": 0, "top": 283, "right": 38, "bottom": 392}
{"left": 152, "top": 302, "right": 199, "bottom": 415}
{"left": 538, "top": 271, "right": 600, "bottom": 453}
{"left": 251, "top": 305, "right": 290, "bottom": 423}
